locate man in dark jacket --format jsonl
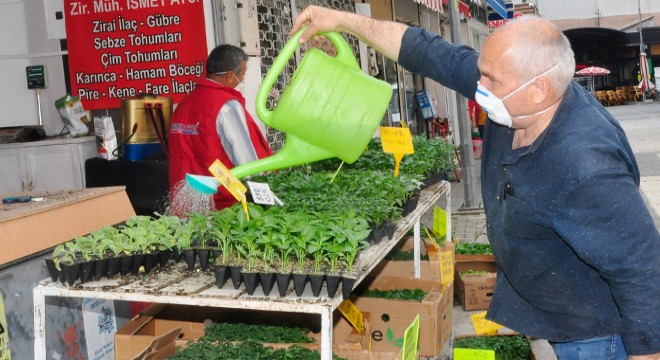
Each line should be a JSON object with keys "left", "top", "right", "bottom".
{"left": 291, "top": 6, "right": 660, "bottom": 360}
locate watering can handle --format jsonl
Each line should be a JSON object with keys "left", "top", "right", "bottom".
{"left": 256, "top": 28, "right": 358, "bottom": 126}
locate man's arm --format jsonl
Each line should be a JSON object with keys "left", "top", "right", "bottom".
{"left": 216, "top": 100, "right": 259, "bottom": 166}
{"left": 291, "top": 5, "right": 407, "bottom": 61}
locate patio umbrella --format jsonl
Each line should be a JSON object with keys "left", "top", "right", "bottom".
{"left": 638, "top": 52, "right": 655, "bottom": 91}
{"left": 575, "top": 66, "right": 610, "bottom": 93}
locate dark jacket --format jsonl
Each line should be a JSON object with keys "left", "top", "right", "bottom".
{"left": 398, "top": 27, "right": 660, "bottom": 354}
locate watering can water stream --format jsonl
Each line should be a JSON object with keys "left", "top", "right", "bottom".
{"left": 186, "top": 29, "right": 393, "bottom": 194}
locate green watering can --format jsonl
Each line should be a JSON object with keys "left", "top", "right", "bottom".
{"left": 187, "top": 29, "right": 393, "bottom": 194}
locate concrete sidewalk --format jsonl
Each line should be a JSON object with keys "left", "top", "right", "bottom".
{"left": 426, "top": 102, "right": 660, "bottom": 359}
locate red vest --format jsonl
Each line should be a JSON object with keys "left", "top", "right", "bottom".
{"left": 168, "top": 78, "right": 273, "bottom": 209}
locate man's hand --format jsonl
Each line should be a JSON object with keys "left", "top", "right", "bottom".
{"left": 291, "top": 5, "right": 345, "bottom": 43}
{"left": 290, "top": 5, "right": 407, "bottom": 61}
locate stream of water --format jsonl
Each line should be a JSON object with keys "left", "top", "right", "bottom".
{"left": 166, "top": 179, "right": 214, "bottom": 217}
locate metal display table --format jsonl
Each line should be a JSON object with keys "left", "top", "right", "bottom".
{"left": 34, "top": 181, "right": 450, "bottom": 360}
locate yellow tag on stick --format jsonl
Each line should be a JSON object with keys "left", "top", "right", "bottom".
{"left": 454, "top": 348, "right": 496, "bottom": 360}
{"left": 440, "top": 251, "right": 454, "bottom": 288}
{"left": 338, "top": 300, "right": 365, "bottom": 333}
{"left": 470, "top": 311, "right": 504, "bottom": 336}
{"left": 433, "top": 206, "right": 447, "bottom": 240}
{"left": 379, "top": 126, "right": 414, "bottom": 176}
{"left": 401, "top": 314, "right": 420, "bottom": 360}
{"left": 208, "top": 160, "right": 249, "bottom": 219}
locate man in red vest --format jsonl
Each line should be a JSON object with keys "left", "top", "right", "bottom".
{"left": 169, "top": 44, "right": 273, "bottom": 210}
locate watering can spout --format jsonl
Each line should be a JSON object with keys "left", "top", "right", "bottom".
{"left": 186, "top": 134, "right": 335, "bottom": 194}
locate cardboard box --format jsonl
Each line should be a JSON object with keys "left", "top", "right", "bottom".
{"left": 131, "top": 328, "right": 180, "bottom": 360}
{"left": 351, "top": 276, "right": 452, "bottom": 358}
{"left": 115, "top": 304, "right": 205, "bottom": 359}
{"left": 0, "top": 186, "right": 135, "bottom": 267}
{"left": 373, "top": 237, "right": 454, "bottom": 282}
{"left": 454, "top": 254, "right": 497, "bottom": 311}
{"left": 115, "top": 304, "right": 324, "bottom": 360}
{"left": 334, "top": 314, "right": 405, "bottom": 360}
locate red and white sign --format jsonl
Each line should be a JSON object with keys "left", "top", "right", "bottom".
{"left": 64, "top": 0, "right": 208, "bottom": 110}
{"left": 488, "top": 12, "right": 523, "bottom": 30}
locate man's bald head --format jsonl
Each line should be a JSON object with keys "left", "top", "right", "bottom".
{"left": 486, "top": 16, "right": 575, "bottom": 95}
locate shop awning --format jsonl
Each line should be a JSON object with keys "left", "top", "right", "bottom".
{"left": 414, "top": 0, "right": 471, "bottom": 18}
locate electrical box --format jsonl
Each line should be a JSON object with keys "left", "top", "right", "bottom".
{"left": 26, "top": 65, "right": 47, "bottom": 89}
{"left": 222, "top": 0, "right": 260, "bottom": 56}
{"left": 237, "top": 0, "right": 259, "bottom": 55}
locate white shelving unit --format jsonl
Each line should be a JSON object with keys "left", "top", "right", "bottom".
{"left": 33, "top": 181, "right": 451, "bottom": 360}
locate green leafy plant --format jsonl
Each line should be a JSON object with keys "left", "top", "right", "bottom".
{"left": 203, "top": 322, "right": 314, "bottom": 343}
{"left": 210, "top": 207, "right": 238, "bottom": 265}
{"left": 453, "top": 335, "right": 532, "bottom": 360}
{"left": 360, "top": 288, "right": 427, "bottom": 302}
{"left": 455, "top": 242, "right": 493, "bottom": 255}
{"left": 52, "top": 241, "right": 77, "bottom": 270}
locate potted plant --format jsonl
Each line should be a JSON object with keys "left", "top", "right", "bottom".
{"left": 210, "top": 207, "right": 237, "bottom": 289}
{"left": 174, "top": 218, "right": 196, "bottom": 270}
{"left": 188, "top": 212, "right": 214, "bottom": 270}
{"left": 51, "top": 241, "right": 78, "bottom": 286}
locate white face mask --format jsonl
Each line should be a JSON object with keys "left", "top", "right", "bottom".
{"left": 475, "top": 63, "right": 560, "bottom": 127}
{"left": 233, "top": 72, "right": 246, "bottom": 93}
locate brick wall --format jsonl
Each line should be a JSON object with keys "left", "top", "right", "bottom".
{"left": 257, "top": 0, "right": 359, "bottom": 150}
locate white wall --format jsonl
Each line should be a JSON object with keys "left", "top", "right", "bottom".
{"left": 0, "top": 0, "right": 41, "bottom": 129}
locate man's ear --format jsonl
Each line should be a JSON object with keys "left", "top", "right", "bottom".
{"left": 533, "top": 77, "right": 552, "bottom": 104}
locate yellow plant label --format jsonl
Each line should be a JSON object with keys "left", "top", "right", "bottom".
{"left": 338, "top": 300, "right": 365, "bottom": 333}
{"left": 401, "top": 314, "right": 420, "bottom": 360}
{"left": 454, "top": 348, "right": 496, "bottom": 360}
{"left": 380, "top": 126, "right": 414, "bottom": 177}
{"left": 208, "top": 160, "right": 249, "bottom": 219}
{"left": 470, "top": 311, "right": 503, "bottom": 336}
{"left": 440, "top": 250, "right": 454, "bottom": 287}
{"left": 0, "top": 291, "right": 10, "bottom": 360}
{"left": 433, "top": 206, "right": 447, "bottom": 240}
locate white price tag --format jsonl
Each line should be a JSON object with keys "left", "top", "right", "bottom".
{"left": 247, "top": 181, "right": 276, "bottom": 206}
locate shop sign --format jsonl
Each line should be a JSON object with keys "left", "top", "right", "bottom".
{"left": 488, "top": 12, "right": 522, "bottom": 30}
{"left": 82, "top": 298, "right": 117, "bottom": 360}
{"left": 64, "top": 0, "right": 208, "bottom": 110}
